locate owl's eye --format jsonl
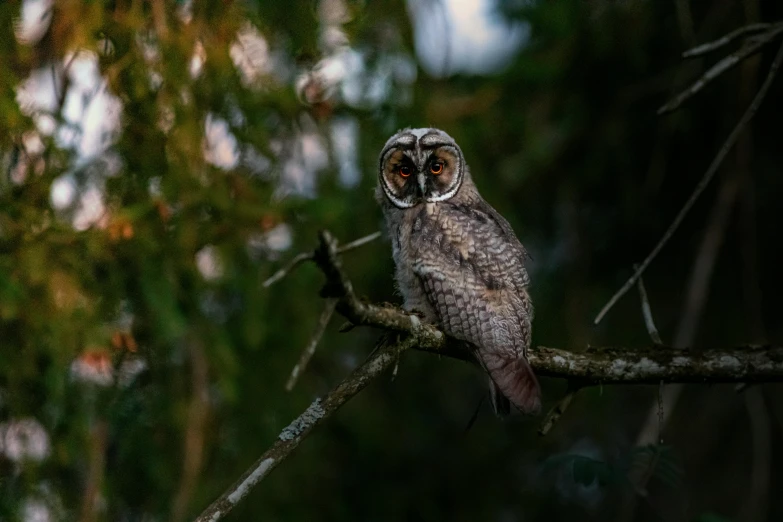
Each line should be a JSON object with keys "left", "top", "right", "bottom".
{"left": 430, "top": 162, "right": 444, "bottom": 175}
{"left": 399, "top": 165, "right": 412, "bottom": 177}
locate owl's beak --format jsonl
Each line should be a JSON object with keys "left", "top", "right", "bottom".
{"left": 417, "top": 172, "right": 427, "bottom": 196}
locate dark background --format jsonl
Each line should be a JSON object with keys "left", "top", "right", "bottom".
{"left": 1, "top": 1, "right": 782, "bottom": 521}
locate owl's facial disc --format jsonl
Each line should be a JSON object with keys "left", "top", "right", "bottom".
{"left": 421, "top": 146, "right": 462, "bottom": 202}
{"left": 379, "top": 129, "right": 464, "bottom": 208}
{"left": 380, "top": 148, "right": 419, "bottom": 208}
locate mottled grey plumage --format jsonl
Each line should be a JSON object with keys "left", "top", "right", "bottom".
{"left": 376, "top": 128, "right": 541, "bottom": 415}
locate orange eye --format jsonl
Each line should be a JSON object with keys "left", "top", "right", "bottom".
{"left": 399, "top": 165, "right": 412, "bottom": 177}
{"left": 430, "top": 162, "right": 444, "bottom": 175}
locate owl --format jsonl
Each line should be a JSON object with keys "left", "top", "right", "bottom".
{"left": 376, "top": 128, "right": 541, "bottom": 415}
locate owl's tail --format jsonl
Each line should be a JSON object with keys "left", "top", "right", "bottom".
{"left": 487, "top": 357, "right": 541, "bottom": 416}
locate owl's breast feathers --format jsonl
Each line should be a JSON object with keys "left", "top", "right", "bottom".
{"left": 408, "top": 199, "right": 541, "bottom": 414}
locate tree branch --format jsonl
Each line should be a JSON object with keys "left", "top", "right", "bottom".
{"left": 194, "top": 334, "right": 417, "bottom": 522}
{"left": 682, "top": 23, "right": 772, "bottom": 58}
{"left": 529, "top": 345, "right": 783, "bottom": 384}
{"left": 194, "top": 230, "right": 783, "bottom": 521}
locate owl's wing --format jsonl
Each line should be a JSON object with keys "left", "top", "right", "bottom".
{"left": 411, "top": 200, "right": 540, "bottom": 414}
{"left": 474, "top": 198, "right": 533, "bottom": 285}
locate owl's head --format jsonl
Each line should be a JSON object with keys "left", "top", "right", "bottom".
{"left": 378, "top": 128, "right": 466, "bottom": 208}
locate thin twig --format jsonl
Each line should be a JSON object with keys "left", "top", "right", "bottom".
{"left": 285, "top": 298, "right": 337, "bottom": 391}
{"left": 262, "top": 231, "right": 381, "bottom": 288}
{"left": 262, "top": 251, "right": 313, "bottom": 288}
{"left": 634, "top": 264, "right": 663, "bottom": 345}
{"left": 659, "top": 22, "right": 783, "bottom": 114}
{"left": 683, "top": 23, "right": 772, "bottom": 58}
{"left": 594, "top": 38, "right": 783, "bottom": 325}
{"left": 538, "top": 382, "right": 581, "bottom": 436}
{"left": 336, "top": 231, "right": 382, "bottom": 253}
